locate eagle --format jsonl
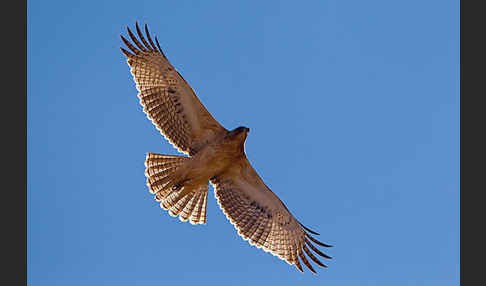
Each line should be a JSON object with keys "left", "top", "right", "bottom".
{"left": 120, "top": 22, "right": 333, "bottom": 274}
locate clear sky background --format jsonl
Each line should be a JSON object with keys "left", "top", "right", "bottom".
{"left": 27, "top": 1, "right": 459, "bottom": 285}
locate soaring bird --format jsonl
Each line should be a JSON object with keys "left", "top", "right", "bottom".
{"left": 120, "top": 22, "right": 333, "bottom": 274}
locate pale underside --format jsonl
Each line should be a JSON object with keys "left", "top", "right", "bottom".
{"left": 121, "top": 22, "right": 332, "bottom": 273}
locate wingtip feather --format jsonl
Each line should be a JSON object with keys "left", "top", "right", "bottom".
{"left": 298, "top": 251, "right": 317, "bottom": 274}
{"left": 135, "top": 21, "right": 153, "bottom": 51}
{"left": 304, "top": 237, "right": 333, "bottom": 260}
{"left": 305, "top": 232, "right": 333, "bottom": 248}
{"left": 154, "top": 36, "right": 167, "bottom": 58}
{"left": 120, "top": 47, "right": 134, "bottom": 58}
{"left": 294, "top": 258, "right": 304, "bottom": 273}
{"left": 144, "top": 23, "right": 158, "bottom": 51}
{"left": 300, "top": 223, "right": 320, "bottom": 235}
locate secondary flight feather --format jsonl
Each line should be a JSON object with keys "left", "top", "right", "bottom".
{"left": 121, "top": 22, "right": 333, "bottom": 274}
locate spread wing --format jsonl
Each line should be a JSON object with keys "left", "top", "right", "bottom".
{"left": 211, "top": 157, "right": 333, "bottom": 274}
{"left": 120, "top": 23, "right": 227, "bottom": 155}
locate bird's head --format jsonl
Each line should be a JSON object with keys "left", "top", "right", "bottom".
{"left": 233, "top": 126, "right": 250, "bottom": 135}
{"left": 228, "top": 126, "right": 250, "bottom": 153}
{"left": 231, "top": 126, "right": 250, "bottom": 139}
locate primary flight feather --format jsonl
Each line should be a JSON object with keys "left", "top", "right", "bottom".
{"left": 121, "top": 22, "right": 333, "bottom": 274}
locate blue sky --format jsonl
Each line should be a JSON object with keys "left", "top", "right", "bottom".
{"left": 27, "top": 0, "right": 459, "bottom": 285}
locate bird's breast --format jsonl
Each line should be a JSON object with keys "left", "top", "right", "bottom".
{"left": 188, "top": 138, "right": 243, "bottom": 181}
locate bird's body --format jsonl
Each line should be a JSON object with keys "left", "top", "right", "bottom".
{"left": 121, "top": 22, "right": 333, "bottom": 274}
{"left": 167, "top": 127, "right": 249, "bottom": 193}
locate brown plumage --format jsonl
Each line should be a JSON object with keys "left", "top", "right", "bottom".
{"left": 121, "top": 22, "right": 333, "bottom": 274}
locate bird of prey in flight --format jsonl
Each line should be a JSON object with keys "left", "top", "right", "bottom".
{"left": 120, "top": 22, "right": 333, "bottom": 274}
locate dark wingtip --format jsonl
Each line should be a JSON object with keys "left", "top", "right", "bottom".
{"left": 120, "top": 35, "right": 140, "bottom": 54}
{"left": 304, "top": 237, "right": 333, "bottom": 260}
{"left": 298, "top": 251, "right": 317, "bottom": 274}
{"left": 120, "top": 47, "right": 134, "bottom": 58}
{"left": 294, "top": 258, "right": 304, "bottom": 273}
{"left": 126, "top": 25, "right": 147, "bottom": 52}
{"left": 144, "top": 23, "right": 158, "bottom": 51}
{"left": 135, "top": 21, "right": 152, "bottom": 51}
{"left": 119, "top": 35, "right": 130, "bottom": 48}
{"left": 305, "top": 232, "right": 333, "bottom": 248}
{"left": 303, "top": 244, "right": 328, "bottom": 268}
{"left": 154, "top": 36, "right": 166, "bottom": 58}
{"left": 300, "top": 223, "right": 320, "bottom": 235}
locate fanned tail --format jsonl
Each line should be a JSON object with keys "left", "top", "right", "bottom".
{"left": 145, "top": 152, "right": 208, "bottom": 224}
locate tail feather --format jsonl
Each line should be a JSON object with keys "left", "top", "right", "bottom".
{"left": 189, "top": 192, "right": 205, "bottom": 224}
{"left": 187, "top": 191, "right": 208, "bottom": 225}
{"left": 198, "top": 191, "right": 208, "bottom": 224}
{"left": 180, "top": 191, "right": 200, "bottom": 222}
{"left": 145, "top": 152, "right": 209, "bottom": 225}
{"left": 168, "top": 192, "right": 194, "bottom": 216}
{"left": 145, "top": 153, "right": 187, "bottom": 193}
{"left": 162, "top": 188, "right": 191, "bottom": 210}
